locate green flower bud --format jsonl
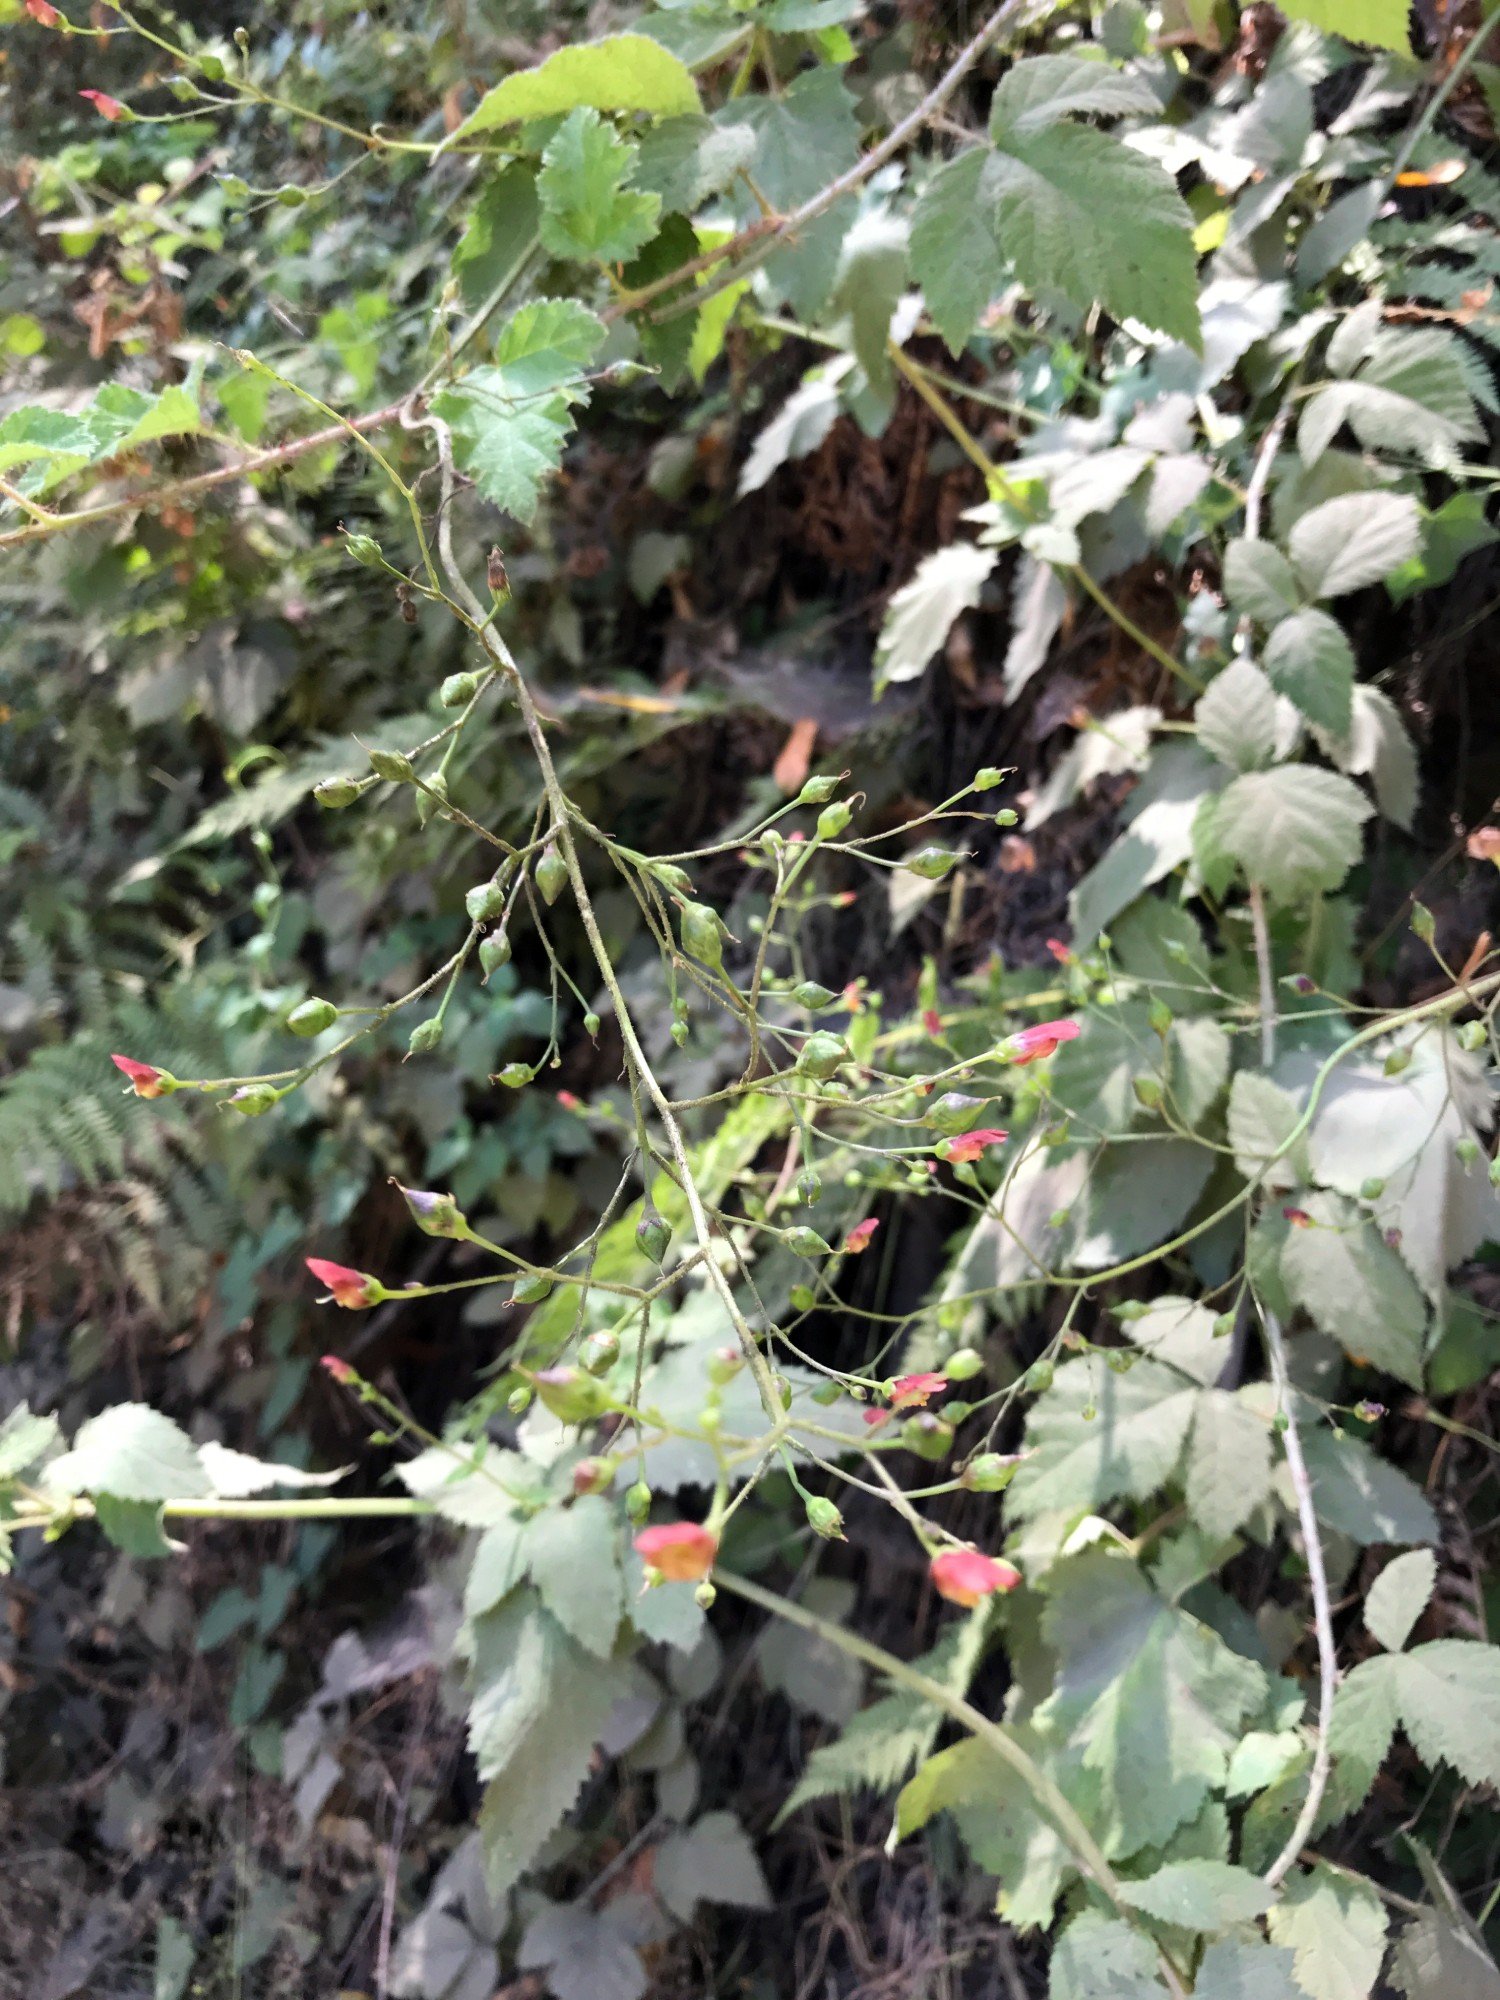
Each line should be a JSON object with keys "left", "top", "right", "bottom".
{"left": 507, "top": 1386, "right": 532, "bottom": 1416}
{"left": 1212, "top": 1311, "right": 1236, "bottom": 1339}
{"left": 694, "top": 1580, "right": 717, "bottom": 1609}
{"left": 343, "top": 530, "right": 382, "bottom": 567}
{"left": 1360, "top": 1177, "right": 1386, "bottom": 1201}
{"left": 407, "top": 1017, "right": 443, "bottom": 1055}
{"left": 1023, "top": 1358, "right": 1054, "bottom": 1395}
{"left": 796, "top": 775, "right": 841, "bottom": 805}
{"left": 962, "top": 1452, "right": 1019, "bottom": 1492}
{"left": 625, "top": 1480, "right": 652, "bottom": 1522}
{"left": 415, "top": 770, "right": 448, "bottom": 828}
{"left": 805, "top": 1496, "right": 845, "bottom": 1540}
{"left": 1457, "top": 1135, "right": 1481, "bottom": 1167}
{"left": 440, "top": 671, "right": 481, "bottom": 709}
{"left": 1490, "top": 1157, "right": 1500, "bottom": 1188}
{"left": 776, "top": 1375, "right": 794, "bottom": 1410}
{"left": 972, "top": 767, "right": 1005, "bottom": 792}
{"left": 1148, "top": 999, "right": 1172, "bottom": 1038}
{"left": 479, "top": 933, "right": 511, "bottom": 978}
{"left": 1132, "top": 1075, "right": 1163, "bottom": 1110}
{"left": 368, "top": 747, "right": 414, "bottom": 784}
{"left": 536, "top": 845, "right": 568, "bottom": 905}
{"left": 816, "top": 800, "right": 853, "bottom": 840}
{"left": 530, "top": 1366, "right": 606, "bottom": 1423}
{"left": 699, "top": 1406, "right": 723, "bottom": 1435}
{"left": 789, "top": 1284, "right": 816, "bottom": 1311}
{"left": 791, "top": 981, "right": 838, "bottom": 1010}
{"left": 670, "top": 1018, "right": 689, "bottom": 1047}
{"left": 993, "top": 808, "right": 1019, "bottom": 827}
{"left": 902, "top": 1413, "right": 953, "bottom": 1461}
{"left": 1384, "top": 1047, "right": 1412, "bottom": 1076}
{"left": 636, "top": 1210, "right": 670, "bottom": 1264}
{"left": 397, "top": 1185, "right": 467, "bottom": 1239}
{"left": 496, "top": 1062, "right": 533, "bottom": 1088}
{"left": 785, "top": 1226, "right": 833, "bottom": 1258}
{"left": 943, "top": 1346, "right": 985, "bottom": 1382}
{"left": 581, "top": 1330, "right": 620, "bottom": 1376}
{"left": 1411, "top": 902, "right": 1435, "bottom": 943}
{"left": 584, "top": 1011, "right": 602, "bottom": 1037}
{"left": 648, "top": 862, "right": 694, "bottom": 896}
{"left": 314, "top": 776, "right": 361, "bottom": 809}
{"left": 466, "top": 880, "right": 507, "bottom": 924}
{"left": 928, "top": 1092, "right": 986, "bottom": 1134}
{"left": 796, "top": 1032, "right": 847, "bottom": 1081}
{"left": 944, "top": 1399, "right": 973, "bottom": 1423}
{"left": 905, "top": 845, "right": 959, "bottom": 881}
{"left": 1458, "top": 1020, "right": 1486, "bottom": 1052}
{"left": 572, "top": 1454, "right": 618, "bottom": 1497}
{"left": 1046, "top": 1207, "right": 1071, "bottom": 1230}
{"left": 227, "top": 1083, "right": 280, "bottom": 1116}
{"left": 512, "top": 1272, "right": 554, "bottom": 1304}
{"left": 708, "top": 1344, "right": 743, "bottom": 1385}
{"left": 288, "top": 997, "right": 338, "bottom": 1037}
{"left": 678, "top": 900, "right": 724, "bottom": 971}
{"left": 797, "top": 1167, "right": 822, "bottom": 1205}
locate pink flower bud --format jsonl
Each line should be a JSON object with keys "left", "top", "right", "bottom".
{"left": 394, "top": 1183, "right": 466, "bottom": 1239}
{"left": 843, "top": 1217, "right": 880, "bottom": 1255}
{"left": 111, "top": 1053, "right": 169, "bottom": 1098}
{"left": 1045, "top": 938, "right": 1072, "bottom": 963}
{"left": 306, "top": 1258, "right": 382, "bottom": 1309}
{"left": 26, "top": 0, "right": 62, "bottom": 24}
{"left": 79, "top": 89, "right": 127, "bottom": 120}
{"left": 938, "top": 1127, "right": 1009, "bottom": 1165}
{"left": 930, "top": 1548, "right": 1021, "bottom": 1607}
{"left": 1007, "top": 1017, "right": 1081, "bottom": 1066}
{"left": 634, "top": 1521, "right": 718, "bottom": 1582}
{"left": 320, "top": 1354, "right": 356, "bottom": 1384}
{"left": 556, "top": 1090, "right": 582, "bottom": 1111}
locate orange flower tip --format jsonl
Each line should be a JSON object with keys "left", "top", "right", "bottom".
{"left": 25, "top": 0, "right": 62, "bottom": 23}
{"left": 305, "top": 1257, "right": 380, "bottom": 1308}
{"left": 633, "top": 1521, "right": 718, "bottom": 1583}
{"left": 930, "top": 1549, "right": 1022, "bottom": 1607}
{"left": 889, "top": 1371, "right": 948, "bottom": 1410}
{"left": 111, "top": 1053, "right": 168, "bottom": 1098}
{"left": 1281, "top": 1207, "right": 1312, "bottom": 1229}
{"left": 940, "top": 1127, "right": 1009, "bottom": 1165}
{"left": 841, "top": 981, "right": 864, "bottom": 1013}
{"left": 320, "top": 1354, "right": 356, "bottom": 1384}
{"left": 79, "top": 89, "right": 127, "bottom": 119}
{"left": 843, "top": 1218, "right": 881, "bottom": 1254}
{"left": 1009, "top": 1017, "right": 1081, "bottom": 1065}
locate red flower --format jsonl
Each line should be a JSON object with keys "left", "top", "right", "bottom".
{"left": 1282, "top": 1207, "right": 1312, "bottom": 1229}
{"left": 843, "top": 1217, "right": 880, "bottom": 1254}
{"left": 320, "top": 1354, "right": 356, "bottom": 1384}
{"left": 556, "top": 1090, "right": 582, "bottom": 1111}
{"left": 1045, "top": 938, "right": 1072, "bottom": 963}
{"left": 111, "top": 1053, "right": 168, "bottom": 1098}
{"left": 79, "top": 89, "right": 126, "bottom": 120}
{"left": 1008, "top": 1017, "right": 1081, "bottom": 1066}
{"left": 25, "top": 0, "right": 62, "bottom": 24}
{"left": 306, "top": 1257, "right": 382, "bottom": 1309}
{"left": 635, "top": 1522, "right": 718, "bottom": 1582}
{"left": 862, "top": 1409, "right": 891, "bottom": 1428}
{"left": 890, "top": 1372, "right": 948, "bottom": 1410}
{"left": 930, "top": 1548, "right": 1022, "bottom": 1607}
{"left": 939, "top": 1127, "right": 1009, "bottom": 1165}
{"left": 922, "top": 1009, "right": 942, "bottom": 1038}
{"left": 842, "top": 981, "right": 864, "bottom": 1014}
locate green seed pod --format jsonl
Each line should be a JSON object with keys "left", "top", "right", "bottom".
{"left": 440, "top": 671, "right": 481, "bottom": 709}
{"left": 511, "top": 1271, "right": 554, "bottom": 1304}
{"left": 314, "top": 776, "right": 361, "bottom": 809}
{"left": 776, "top": 1375, "right": 795, "bottom": 1410}
{"left": 584, "top": 1011, "right": 602, "bottom": 1037}
{"left": 398, "top": 1185, "right": 467, "bottom": 1239}
{"left": 227, "top": 1083, "right": 279, "bottom": 1116}
{"left": 536, "top": 845, "right": 568, "bottom": 905}
{"left": 1384, "top": 1047, "right": 1412, "bottom": 1077}
{"left": 531, "top": 1366, "right": 606, "bottom": 1423}
{"left": 708, "top": 1344, "right": 743, "bottom": 1385}
{"left": 972, "top": 767, "right": 1004, "bottom": 792}
{"left": 905, "top": 845, "right": 959, "bottom": 881}
{"left": 572, "top": 1455, "right": 618, "bottom": 1497}
{"left": 694, "top": 1580, "right": 717, "bottom": 1609}
{"left": 805, "top": 1496, "right": 845, "bottom": 1540}
{"left": 407, "top": 1017, "right": 443, "bottom": 1055}
{"left": 1212, "top": 1311, "right": 1236, "bottom": 1339}
{"left": 495, "top": 1062, "right": 533, "bottom": 1088}
{"left": 1360, "top": 1177, "right": 1386, "bottom": 1201}
{"left": 785, "top": 1227, "right": 832, "bottom": 1259}
{"left": 816, "top": 800, "right": 853, "bottom": 840}
{"left": 649, "top": 862, "right": 694, "bottom": 896}
{"left": 943, "top": 1346, "right": 985, "bottom": 1382}
{"left": 1411, "top": 902, "right": 1435, "bottom": 943}
{"left": 581, "top": 1330, "right": 621, "bottom": 1376}
{"left": 791, "top": 981, "right": 838, "bottom": 1011}
{"left": 1273, "top": 1411, "right": 1290, "bottom": 1433}
{"left": 796, "top": 774, "right": 841, "bottom": 805}
{"left": 1023, "top": 1358, "right": 1055, "bottom": 1395}
{"left": 625, "top": 1480, "right": 651, "bottom": 1522}
{"left": 466, "top": 880, "right": 507, "bottom": 924}
{"left": 368, "top": 747, "right": 415, "bottom": 784}
{"left": 789, "top": 1284, "right": 816, "bottom": 1312}
{"left": 479, "top": 933, "right": 511, "bottom": 978}
{"left": 1457, "top": 1135, "right": 1481, "bottom": 1167}
{"left": 796, "top": 1031, "right": 847, "bottom": 1081}
{"left": 993, "top": 808, "right": 1019, "bottom": 827}
{"left": 1490, "top": 1157, "right": 1500, "bottom": 1188}
{"left": 1148, "top": 999, "right": 1172, "bottom": 1038}
{"left": 962, "top": 1452, "right": 1019, "bottom": 1492}
{"left": 699, "top": 1406, "right": 723, "bottom": 1435}
{"left": 797, "top": 1167, "right": 822, "bottom": 1205}
{"left": 1081, "top": 1403, "right": 1097, "bottom": 1423}
{"left": 944, "top": 1399, "right": 973, "bottom": 1423}
{"left": 636, "top": 1210, "right": 670, "bottom": 1264}
{"left": 288, "top": 997, "right": 338, "bottom": 1037}
{"left": 678, "top": 900, "right": 724, "bottom": 971}
{"left": 901, "top": 1413, "right": 953, "bottom": 1461}
{"left": 1132, "top": 1075, "right": 1163, "bottom": 1110}
{"left": 928, "top": 1092, "right": 986, "bottom": 1133}
{"left": 1114, "top": 1300, "right": 1147, "bottom": 1323}
{"left": 507, "top": 1385, "right": 532, "bottom": 1416}
{"left": 1046, "top": 1207, "right": 1071, "bottom": 1230}
{"left": 415, "top": 770, "right": 448, "bottom": 828}
{"left": 1457, "top": 1019, "right": 1486, "bottom": 1052}
{"left": 343, "top": 530, "right": 381, "bottom": 567}
{"left": 670, "top": 1019, "right": 689, "bottom": 1047}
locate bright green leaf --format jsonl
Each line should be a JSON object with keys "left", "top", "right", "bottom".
{"left": 537, "top": 109, "right": 661, "bottom": 264}
{"left": 452, "top": 35, "right": 700, "bottom": 139}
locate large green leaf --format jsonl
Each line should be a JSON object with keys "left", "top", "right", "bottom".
{"left": 1210, "top": 765, "right": 1371, "bottom": 903}
{"left": 1009, "top": 1357, "right": 1199, "bottom": 1522}
{"left": 1280, "top": 1194, "right": 1428, "bottom": 1388}
{"left": 537, "top": 109, "right": 661, "bottom": 264}
{"left": 523, "top": 1497, "right": 624, "bottom": 1658}
{"left": 1391, "top": 1641, "right": 1500, "bottom": 1790}
{"left": 874, "top": 543, "right": 996, "bottom": 692}
{"left": 896, "top": 1731, "right": 1081, "bottom": 1930}
{"left": 1117, "top": 1857, "right": 1273, "bottom": 1930}
{"left": 452, "top": 35, "right": 700, "bottom": 138}
{"left": 1266, "top": 1863, "right": 1387, "bottom": 2000}
{"left": 46, "top": 1403, "right": 210, "bottom": 1503}
{"left": 725, "top": 68, "right": 859, "bottom": 318}
{"left": 1364, "top": 1549, "right": 1436, "bottom": 1654}
{"left": 1186, "top": 1391, "right": 1273, "bottom": 1542}
{"left": 1287, "top": 491, "right": 1422, "bottom": 600}
{"left": 1049, "top": 1910, "right": 1168, "bottom": 1999}
{"left": 1263, "top": 608, "right": 1355, "bottom": 736}
{"left": 1196, "top": 658, "right": 1278, "bottom": 772}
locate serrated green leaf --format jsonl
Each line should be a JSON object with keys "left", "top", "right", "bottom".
{"left": 196, "top": 1442, "right": 344, "bottom": 1498}
{"left": 653, "top": 1812, "right": 770, "bottom": 1920}
{"left": 1300, "top": 328, "right": 1480, "bottom": 470}
{"left": 453, "top": 162, "right": 541, "bottom": 308}
{"left": 634, "top": 114, "right": 756, "bottom": 213}
{"left": 1365, "top": 1549, "right": 1436, "bottom": 1654}
{"left": 1391, "top": 1910, "right": 1500, "bottom": 2000}
{"left": 1197, "top": 658, "right": 1278, "bottom": 772}
{"left": 1278, "top": 0, "right": 1409, "bottom": 51}
{"left": 1317, "top": 684, "right": 1418, "bottom": 830}
{"left": 477, "top": 1650, "right": 618, "bottom": 1896}
{"left": 95, "top": 1494, "right": 176, "bottom": 1558}
{"left": 728, "top": 68, "right": 859, "bottom": 318}
{"left": 1266, "top": 1863, "right": 1387, "bottom": 2000}
{"left": 1224, "top": 540, "right": 1304, "bottom": 624}
{"left": 1049, "top": 1909, "right": 1168, "bottom": 1999}
{"left": 832, "top": 208, "right": 908, "bottom": 396}
{"left": 987, "top": 53, "right": 1161, "bottom": 138}
{"left": 1167, "top": 1016, "right": 1231, "bottom": 1130}
{"left": 464, "top": 1516, "right": 529, "bottom": 1620}
{"left": 537, "top": 109, "right": 661, "bottom": 264}
{"left": 1187, "top": 1390, "right": 1273, "bottom": 1542}
{"left": 1072, "top": 1138, "right": 1214, "bottom": 1271}
{"left": 1297, "top": 1429, "right": 1437, "bottom": 1547}
{"left": 1009, "top": 1357, "right": 1198, "bottom": 1522}
{"left": 492, "top": 297, "right": 607, "bottom": 397}
{"left": 1262, "top": 608, "right": 1355, "bottom": 737}
{"left": 1391, "top": 1640, "right": 1500, "bottom": 1789}
{"left": 1228, "top": 1071, "right": 1308, "bottom": 1190}
{"left": 523, "top": 1497, "right": 624, "bottom": 1658}
{"left": 452, "top": 35, "right": 700, "bottom": 139}
{"left": 1288, "top": 491, "right": 1422, "bottom": 600}
{"left": 0, "top": 1404, "right": 59, "bottom": 1482}
{"left": 399, "top": 1442, "right": 543, "bottom": 1527}
{"left": 1118, "top": 1857, "right": 1273, "bottom": 1930}
{"left": 46, "top": 1403, "right": 210, "bottom": 1503}
{"left": 1212, "top": 765, "right": 1371, "bottom": 903}
{"left": 1281, "top": 1194, "right": 1427, "bottom": 1387}
{"left": 1194, "top": 1939, "right": 1302, "bottom": 1997}
{"left": 874, "top": 542, "right": 996, "bottom": 691}
{"left": 432, "top": 370, "right": 575, "bottom": 522}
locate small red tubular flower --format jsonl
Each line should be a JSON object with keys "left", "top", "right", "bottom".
{"left": 939, "top": 1127, "right": 1009, "bottom": 1165}
{"left": 25, "top": 0, "right": 62, "bottom": 24}
{"left": 634, "top": 1522, "right": 718, "bottom": 1583}
{"left": 930, "top": 1548, "right": 1022, "bottom": 1607}
{"left": 1008, "top": 1017, "right": 1081, "bottom": 1066}
{"left": 1045, "top": 937, "right": 1072, "bottom": 964}
{"left": 320, "top": 1354, "right": 356, "bottom": 1384}
{"left": 922, "top": 1009, "right": 942, "bottom": 1038}
{"left": 306, "top": 1257, "right": 382, "bottom": 1309}
{"left": 843, "top": 1217, "right": 880, "bottom": 1255}
{"left": 79, "top": 89, "right": 127, "bottom": 119}
{"left": 111, "top": 1053, "right": 169, "bottom": 1098}
{"left": 890, "top": 1372, "right": 948, "bottom": 1411}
